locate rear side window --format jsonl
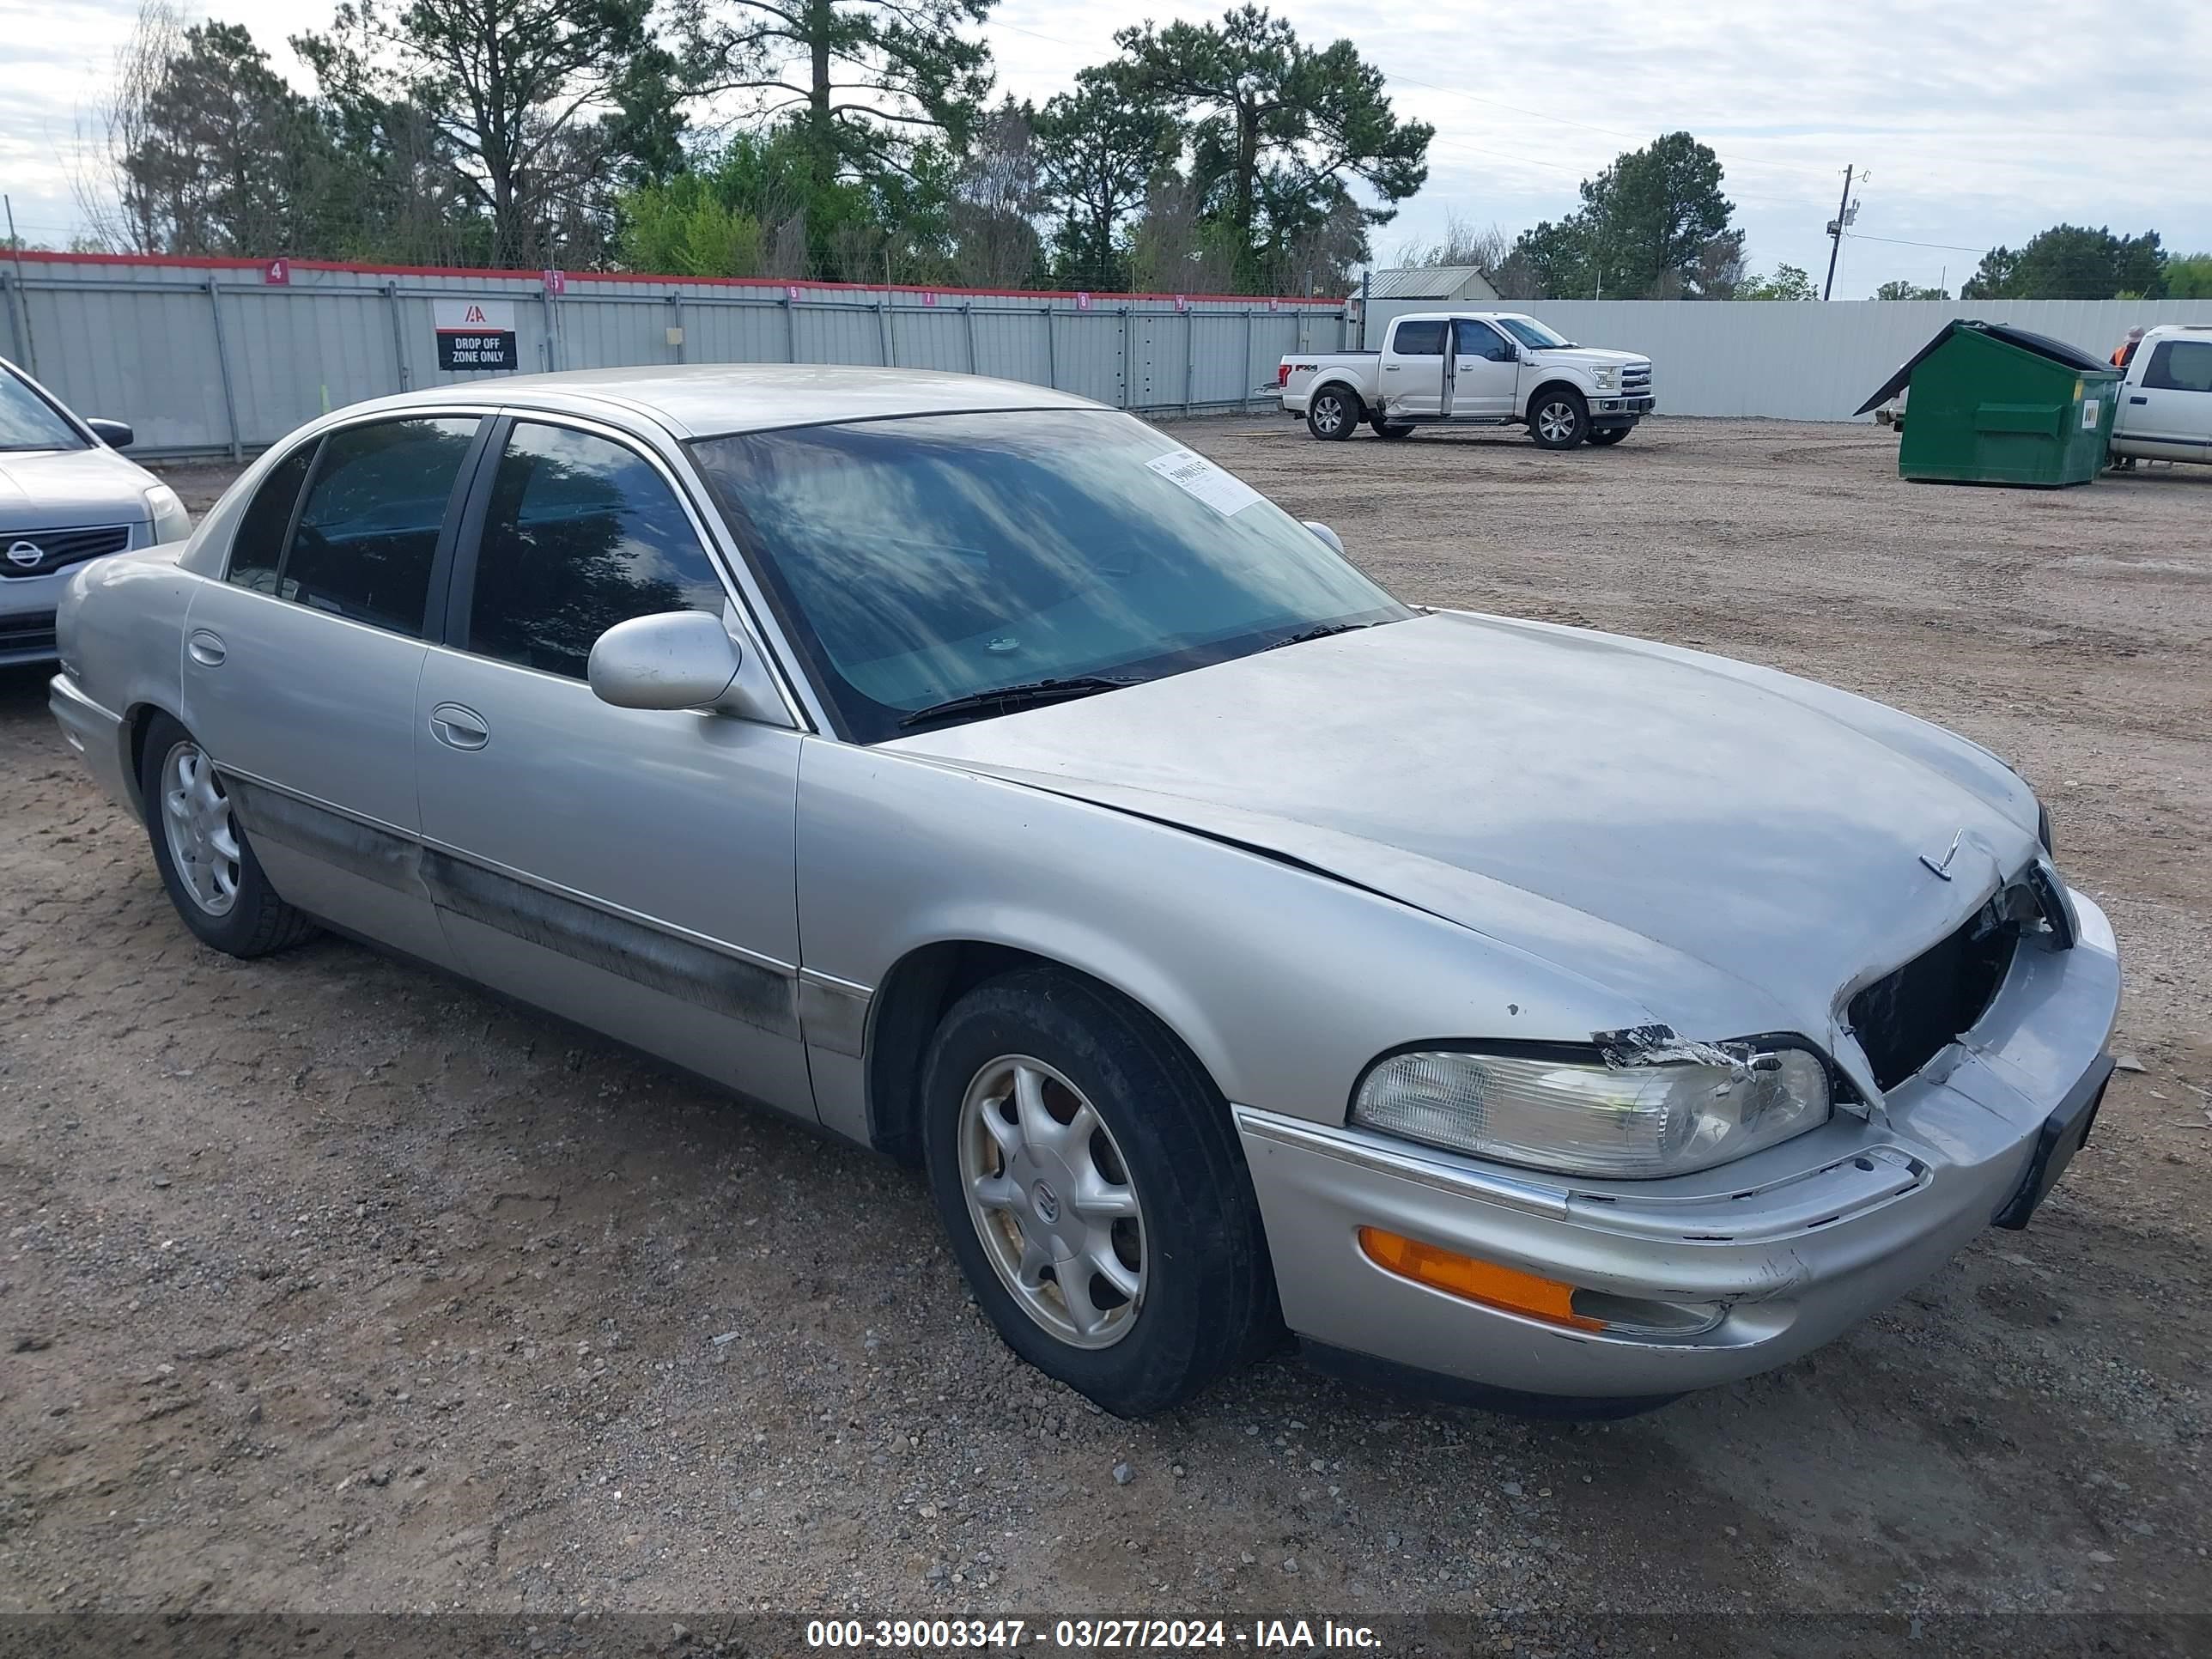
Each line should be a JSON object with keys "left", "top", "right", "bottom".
{"left": 226, "top": 442, "right": 315, "bottom": 594}
{"left": 2144, "top": 339, "right": 2212, "bottom": 393}
{"left": 282, "top": 417, "right": 479, "bottom": 635}
{"left": 1392, "top": 320, "right": 1446, "bottom": 356}
{"left": 465, "top": 422, "right": 727, "bottom": 680}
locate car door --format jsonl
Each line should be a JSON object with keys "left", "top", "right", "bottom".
{"left": 2121, "top": 337, "right": 2212, "bottom": 459}
{"left": 180, "top": 412, "right": 488, "bottom": 967}
{"left": 1450, "top": 319, "right": 1520, "bottom": 420}
{"left": 412, "top": 412, "right": 815, "bottom": 1119}
{"left": 1382, "top": 319, "right": 1449, "bottom": 416}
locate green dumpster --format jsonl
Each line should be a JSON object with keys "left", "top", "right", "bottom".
{"left": 1856, "top": 319, "right": 2121, "bottom": 486}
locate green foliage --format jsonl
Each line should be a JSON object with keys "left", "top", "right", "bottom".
{"left": 1960, "top": 224, "right": 2166, "bottom": 301}
{"left": 1109, "top": 4, "right": 1430, "bottom": 293}
{"left": 1739, "top": 264, "right": 1819, "bottom": 301}
{"left": 1510, "top": 132, "right": 1736, "bottom": 300}
{"left": 2162, "top": 252, "right": 2212, "bottom": 300}
{"left": 1034, "top": 70, "right": 1177, "bottom": 289}
{"left": 1873, "top": 279, "right": 1949, "bottom": 301}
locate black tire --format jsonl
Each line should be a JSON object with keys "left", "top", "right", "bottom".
{"left": 1586, "top": 426, "right": 1630, "bottom": 447}
{"left": 921, "top": 966, "right": 1279, "bottom": 1417}
{"left": 1306, "top": 386, "right": 1359, "bottom": 441}
{"left": 1528, "top": 386, "right": 1589, "bottom": 449}
{"left": 1371, "top": 420, "right": 1415, "bottom": 441}
{"left": 138, "top": 712, "right": 316, "bottom": 957}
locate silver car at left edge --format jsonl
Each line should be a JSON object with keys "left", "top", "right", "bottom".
{"left": 46, "top": 364, "right": 2120, "bottom": 1419}
{"left": 2, "top": 355, "right": 192, "bottom": 665}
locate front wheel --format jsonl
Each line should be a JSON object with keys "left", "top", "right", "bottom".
{"left": 1528, "top": 387, "right": 1589, "bottom": 449}
{"left": 1306, "top": 387, "right": 1358, "bottom": 441}
{"left": 921, "top": 967, "right": 1279, "bottom": 1417}
{"left": 1587, "top": 426, "right": 1631, "bottom": 447}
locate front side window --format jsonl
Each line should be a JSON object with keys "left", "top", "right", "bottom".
{"left": 1455, "top": 319, "right": 1513, "bottom": 362}
{"left": 0, "top": 366, "right": 87, "bottom": 452}
{"left": 467, "top": 422, "right": 728, "bottom": 680}
{"left": 691, "top": 410, "right": 1409, "bottom": 743}
{"left": 1391, "top": 320, "right": 1446, "bottom": 356}
{"left": 1493, "top": 316, "right": 1572, "bottom": 351}
{"left": 281, "top": 417, "right": 479, "bottom": 635}
{"left": 2144, "top": 339, "right": 2212, "bottom": 393}
{"left": 226, "top": 442, "right": 316, "bottom": 594}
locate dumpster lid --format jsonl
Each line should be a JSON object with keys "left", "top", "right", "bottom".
{"left": 1854, "top": 319, "right": 2118, "bottom": 415}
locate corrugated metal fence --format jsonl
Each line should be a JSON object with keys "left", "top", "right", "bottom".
{"left": 1358, "top": 295, "right": 2212, "bottom": 421}
{"left": 0, "top": 253, "right": 1354, "bottom": 459}
{"left": 10, "top": 252, "right": 2212, "bottom": 453}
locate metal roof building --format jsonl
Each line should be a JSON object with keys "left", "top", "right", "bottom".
{"left": 1360, "top": 266, "right": 1501, "bottom": 302}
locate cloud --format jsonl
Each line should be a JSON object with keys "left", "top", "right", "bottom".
{"left": 4, "top": 0, "right": 2206, "bottom": 294}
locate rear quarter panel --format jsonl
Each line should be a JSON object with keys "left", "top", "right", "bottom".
{"left": 60, "top": 547, "right": 195, "bottom": 806}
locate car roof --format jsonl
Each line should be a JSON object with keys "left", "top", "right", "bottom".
{"left": 351, "top": 362, "right": 1108, "bottom": 440}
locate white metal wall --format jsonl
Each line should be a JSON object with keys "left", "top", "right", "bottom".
{"left": 0, "top": 257, "right": 1355, "bottom": 459}
{"left": 1356, "top": 296, "right": 2212, "bottom": 422}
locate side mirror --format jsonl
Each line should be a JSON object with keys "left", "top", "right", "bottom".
{"left": 1304, "top": 520, "right": 1346, "bottom": 555}
{"left": 85, "top": 418, "right": 136, "bottom": 448}
{"left": 1502, "top": 342, "right": 1521, "bottom": 362}
{"left": 587, "top": 611, "right": 742, "bottom": 711}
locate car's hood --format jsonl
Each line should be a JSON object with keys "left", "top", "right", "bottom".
{"left": 0, "top": 446, "right": 155, "bottom": 530}
{"left": 1525, "top": 346, "right": 1646, "bottom": 370}
{"left": 890, "top": 611, "right": 2041, "bottom": 1081}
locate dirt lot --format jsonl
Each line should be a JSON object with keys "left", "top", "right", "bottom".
{"left": 3, "top": 419, "right": 2208, "bottom": 1650}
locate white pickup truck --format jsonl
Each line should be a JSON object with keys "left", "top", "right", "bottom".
{"left": 1278, "top": 312, "right": 1655, "bottom": 449}
{"left": 2110, "top": 323, "right": 2212, "bottom": 468}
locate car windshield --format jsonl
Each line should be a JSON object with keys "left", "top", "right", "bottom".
{"left": 690, "top": 410, "right": 1410, "bottom": 742}
{"left": 1494, "top": 317, "right": 1572, "bottom": 350}
{"left": 0, "top": 366, "right": 88, "bottom": 452}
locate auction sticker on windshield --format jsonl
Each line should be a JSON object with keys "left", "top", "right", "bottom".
{"left": 1146, "top": 448, "right": 1262, "bottom": 517}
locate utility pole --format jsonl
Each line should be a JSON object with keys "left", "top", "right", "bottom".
{"left": 1822, "top": 165, "right": 1855, "bottom": 301}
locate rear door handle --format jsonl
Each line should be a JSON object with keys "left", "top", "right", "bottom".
{"left": 186, "top": 629, "right": 225, "bottom": 667}
{"left": 428, "top": 702, "right": 489, "bottom": 750}
{"left": 2130, "top": 394, "right": 2148, "bottom": 404}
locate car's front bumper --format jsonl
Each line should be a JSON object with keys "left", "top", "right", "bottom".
{"left": 1590, "top": 395, "right": 1655, "bottom": 424}
{"left": 1, "top": 568, "right": 71, "bottom": 665}
{"left": 1234, "top": 891, "right": 2120, "bottom": 1405}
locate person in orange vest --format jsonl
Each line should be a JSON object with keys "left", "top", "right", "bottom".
{"left": 2112, "top": 327, "right": 2144, "bottom": 368}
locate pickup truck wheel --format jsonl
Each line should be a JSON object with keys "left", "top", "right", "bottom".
{"left": 1587, "top": 427, "right": 1630, "bottom": 447}
{"left": 921, "top": 966, "right": 1280, "bottom": 1417}
{"left": 1306, "top": 387, "right": 1358, "bottom": 441}
{"left": 1529, "top": 387, "right": 1589, "bottom": 449}
{"left": 1372, "top": 420, "right": 1415, "bottom": 441}
{"left": 138, "top": 713, "right": 317, "bottom": 958}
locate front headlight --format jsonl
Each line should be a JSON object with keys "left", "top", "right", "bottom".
{"left": 1590, "top": 367, "right": 1620, "bottom": 392}
{"left": 144, "top": 483, "right": 192, "bottom": 544}
{"left": 1352, "top": 1044, "right": 1832, "bottom": 1179}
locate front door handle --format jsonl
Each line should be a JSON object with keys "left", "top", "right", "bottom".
{"left": 2130, "top": 394, "right": 2148, "bottom": 404}
{"left": 186, "top": 629, "right": 225, "bottom": 667}
{"left": 428, "top": 702, "right": 489, "bottom": 750}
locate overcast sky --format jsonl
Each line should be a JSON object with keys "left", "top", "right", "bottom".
{"left": 4, "top": 0, "right": 2208, "bottom": 298}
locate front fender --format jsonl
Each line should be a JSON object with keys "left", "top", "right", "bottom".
{"left": 793, "top": 737, "right": 1650, "bottom": 1139}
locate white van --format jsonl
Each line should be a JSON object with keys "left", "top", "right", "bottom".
{"left": 2111, "top": 325, "right": 2212, "bottom": 466}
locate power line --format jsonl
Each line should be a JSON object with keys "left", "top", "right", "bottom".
{"left": 1845, "top": 230, "right": 1992, "bottom": 255}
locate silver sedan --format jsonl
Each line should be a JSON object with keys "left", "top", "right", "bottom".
{"left": 2, "top": 355, "right": 193, "bottom": 665}
{"left": 48, "top": 366, "right": 2119, "bottom": 1419}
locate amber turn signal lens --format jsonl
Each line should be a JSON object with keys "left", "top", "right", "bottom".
{"left": 1358, "top": 1226, "right": 1605, "bottom": 1332}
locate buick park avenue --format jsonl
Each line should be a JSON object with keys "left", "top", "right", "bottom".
{"left": 48, "top": 366, "right": 2118, "bottom": 1418}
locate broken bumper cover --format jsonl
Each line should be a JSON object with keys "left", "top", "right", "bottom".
{"left": 1233, "top": 891, "right": 2120, "bottom": 1402}
{"left": 48, "top": 672, "right": 132, "bottom": 809}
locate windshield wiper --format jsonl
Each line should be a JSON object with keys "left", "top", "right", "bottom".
{"left": 1265, "top": 621, "right": 1375, "bottom": 651}
{"left": 897, "top": 674, "right": 1144, "bottom": 729}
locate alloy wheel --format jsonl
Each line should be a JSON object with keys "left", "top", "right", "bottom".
{"left": 160, "top": 740, "right": 241, "bottom": 916}
{"left": 957, "top": 1054, "right": 1147, "bottom": 1349}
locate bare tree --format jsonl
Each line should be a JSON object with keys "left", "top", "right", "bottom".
{"left": 71, "top": 0, "right": 184, "bottom": 252}
{"left": 1127, "top": 171, "right": 1237, "bottom": 294}
{"left": 949, "top": 98, "right": 1042, "bottom": 288}
{"left": 1394, "top": 210, "right": 1508, "bottom": 274}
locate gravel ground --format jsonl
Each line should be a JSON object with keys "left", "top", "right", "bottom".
{"left": 2, "top": 419, "right": 2208, "bottom": 1650}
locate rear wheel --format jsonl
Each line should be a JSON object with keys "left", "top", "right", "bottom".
{"left": 1528, "top": 387, "right": 1589, "bottom": 449}
{"left": 1371, "top": 420, "right": 1415, "bottom": 441}
{"left": 139, "top": 713, "right": 315, "bottom": 957}
{"left": 1306, "top": 387, "right": 1358, "bottom": 441}
{"left": 921, "top": 967, "right": 1279, "bottom": 1417}
{"left": 1587, "top": 426, "right": 1631, "bottom": 447}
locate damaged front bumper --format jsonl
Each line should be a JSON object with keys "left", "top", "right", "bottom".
{"left": 1233, "top": 890, "right": 2120, "bottom": 1408}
